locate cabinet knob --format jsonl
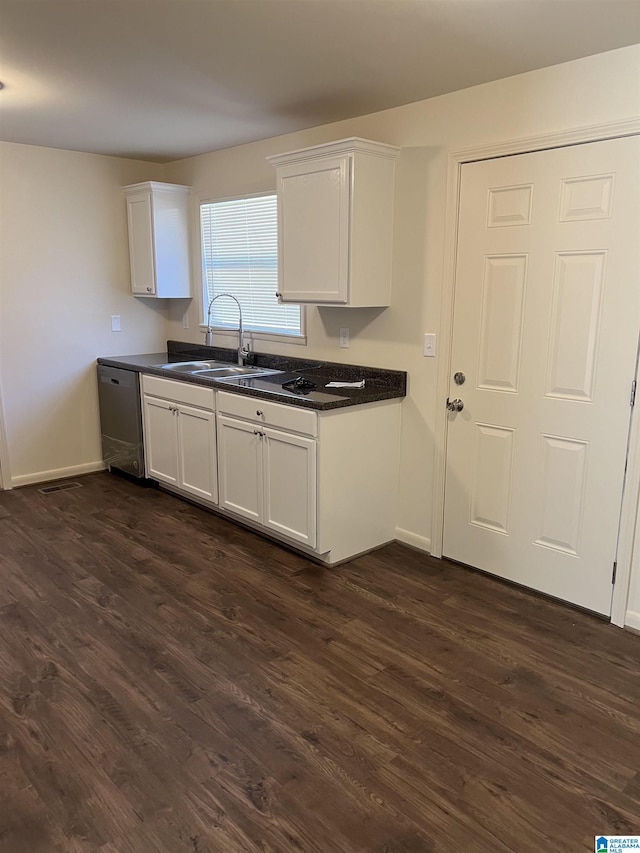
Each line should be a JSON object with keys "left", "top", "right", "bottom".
{"left": 256, "top": 410, "right": 263, "bottom": 417}
{"left": 275, "top": 292, "right": 281, "bottom": 299}
{"left": 146, "top": 286, "right": 153, "bottom": 292}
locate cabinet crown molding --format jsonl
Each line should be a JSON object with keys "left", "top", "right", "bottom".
{"left": 267, "top": 137, "right": 400, "bottom": 167}
{"left": 123, "top": 181, "right": 191, "bottom": 195}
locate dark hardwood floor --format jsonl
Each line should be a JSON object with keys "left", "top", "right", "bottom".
{"left": 0, "top": 472, "right": 639, "bottom": 852}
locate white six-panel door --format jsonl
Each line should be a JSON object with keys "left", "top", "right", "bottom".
{"left": 443, "top": 136, "right": 640, "bottom": 615}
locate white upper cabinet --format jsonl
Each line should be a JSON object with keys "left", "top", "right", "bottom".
{"left": 123, "top": 181, "right": 191, "bottom": 298}
{"left": 267, "top": 138, "right": 400, "bottom": 307}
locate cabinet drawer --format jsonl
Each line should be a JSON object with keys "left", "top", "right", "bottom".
{"left": 142, "top": 374, "right": 215, "bottom": 410}
{"left": 217, "top": 391, "right": 317, "bottom": 437}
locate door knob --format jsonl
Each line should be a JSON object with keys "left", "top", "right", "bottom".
{"left": 446, "top": 397, "right": 464, "bottom": 412}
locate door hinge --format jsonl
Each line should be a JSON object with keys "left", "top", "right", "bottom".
{"left": 631, "top": 380, "right": 637, "bottom": 407}
{"left": 612, "top": 561, "right": 617, "bottom": 584}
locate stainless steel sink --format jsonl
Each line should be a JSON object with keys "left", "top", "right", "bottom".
{"left": 155, "top": 360, "right": 280, "bottom": 378}
{"left": 193, "top": 366, "right": 278, "bottom": 378}
{"left": 158, "top": 360, "right": 234, "bottom": 373}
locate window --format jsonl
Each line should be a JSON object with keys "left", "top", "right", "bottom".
{"left": 200, "top": 193, "right": 302, "bottom": 338}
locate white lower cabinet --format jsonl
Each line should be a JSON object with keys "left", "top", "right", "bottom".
{"left": 144, "top": 395, "right": 180, "bottom": 486}
{"left": 140, "top": 379, "right": 401, "bottom": 565}
{"left": 176, "top": 404, "right": 217, "bottom": 503}
{"left": 217, "top": 415, "right": 262, "bottom": 523}
{"left": 142, "top": 375, "right": 217, "bottom": 505}
{"left": 263, "top": 426, "right": 316, "bottom": 546}
{"left": 216, "top": 390, "right": 401, "bottom": 563}
{"left": 218, "top": 413, "right": 316, "bottom": 547}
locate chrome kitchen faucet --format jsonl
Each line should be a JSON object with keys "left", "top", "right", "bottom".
{"left": 205, "top": 293, "right": 250, "bottom": 365}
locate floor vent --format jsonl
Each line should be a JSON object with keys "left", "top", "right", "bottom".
{"left": 38, "top": 481, "right": 83, "bottom": 495}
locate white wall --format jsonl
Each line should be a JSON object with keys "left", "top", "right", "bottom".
{"left": 163, "top": 45, "right": 640, "bottom": 551}
{"left": 0, "top": 143, "right": 165, "bottom": 485}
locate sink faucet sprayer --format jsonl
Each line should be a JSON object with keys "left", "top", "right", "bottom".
{"left": 205, "top": 293, "right": 250, "bottom": 365}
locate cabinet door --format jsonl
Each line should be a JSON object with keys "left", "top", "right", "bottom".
{"left": 263, "top": 427, "right": 316, "bottom": 548}
{"left": 217, "top": 415, "right": 262, "bottom": 523}
{"left": 177, "top": 405, "right": 217, "bottom": 505}
{"left": 126, "top": 191, "right": 156, "bottom": 295}
{"left": 143, "top": 396, "right": 178, "bottom": 484}
{"left": 277, "top": 155, "right": 350, "bottom": 303}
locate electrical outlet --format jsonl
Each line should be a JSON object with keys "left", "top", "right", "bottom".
{"left": 182, "top": 310, "right": 189, "bottom": 330}
{"left": 423, "top": 333, "right": 436, "bottom": 357}
{"left": 340, "top": 327, "right": 350, "bottom": 348}
{"left": 111, "top": 315, "right": 121, "bottom": 332}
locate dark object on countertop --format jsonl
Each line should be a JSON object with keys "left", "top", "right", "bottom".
{"left": 281, "top": 376, "right": 317, "bottom": 394}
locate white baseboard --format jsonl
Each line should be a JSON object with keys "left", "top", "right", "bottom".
{"left": 395, "top": 527, "right": 431, "bottom": 554}
{"left": 624, "top": 610, "right": 640, "bottom": 632}
{"left": 11, "top": 460, "right": 106, "bottom": 488}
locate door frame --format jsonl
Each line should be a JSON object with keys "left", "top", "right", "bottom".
{"left": 430, "top": 117, "right": 640, "bottom": 627}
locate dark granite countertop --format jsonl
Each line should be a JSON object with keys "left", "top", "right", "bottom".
{"left": 97, "top": 341, "right": 407, "bottom": 411}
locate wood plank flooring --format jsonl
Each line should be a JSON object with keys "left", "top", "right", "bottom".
{"left": 0, "top": 472, "right": 639, "bottom": 852}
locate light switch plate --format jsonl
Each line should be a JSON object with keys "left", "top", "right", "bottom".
{"left": 340, "top": 327, "right": 350, "bottom": 348}
{"left": 424, "top": 333, "right": 436, "bottom": 357}
{"left": 111, "top": 315, "right": 121, "bottom": 332}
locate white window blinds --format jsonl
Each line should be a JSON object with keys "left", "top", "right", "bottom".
{"left": 200, "top": 194, "right": 301, "bottom": 336}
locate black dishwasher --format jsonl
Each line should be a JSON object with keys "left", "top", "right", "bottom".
{"left": 97, "top": 365, "right": 145, "bottom": 478}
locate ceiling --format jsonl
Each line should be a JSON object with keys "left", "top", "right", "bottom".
{"left": 1, "top": 0, "right": 639, "bottom": 163}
